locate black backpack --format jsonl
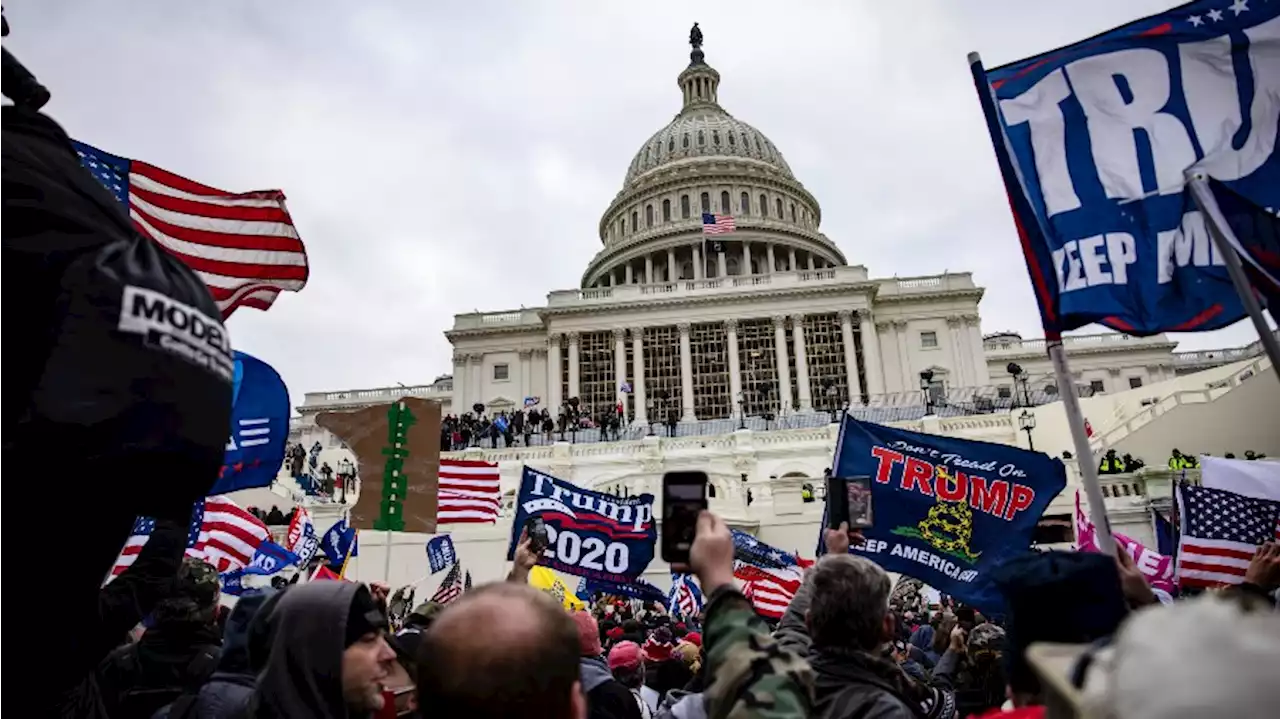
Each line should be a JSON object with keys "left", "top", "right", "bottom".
{"left": 104, "top": 643, "right": 221, "bottom": 719}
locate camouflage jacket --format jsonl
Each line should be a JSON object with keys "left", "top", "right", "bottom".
{"left": 702, "top": 584, "right": 814, "bottom": 719}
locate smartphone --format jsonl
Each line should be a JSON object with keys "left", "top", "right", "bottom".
{"left": 826, "top": 475, "right": 875, "bottom": 530}
{"left": 661, "top": 471, "right": 708, "bottom": 564}
{"left": 525, "top": 516, "right": 550, "bottom": 554}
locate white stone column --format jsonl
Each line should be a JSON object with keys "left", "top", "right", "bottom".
{"left": 666, "top": 248, "right": 677, "bottom": 282}
{"left": 546, "top": 335, "right": 562, "bottom": 411}
{"left": 613, "top": 328, "right": 627, "bottom": 406}
{"left": 693, "top": 245, "right": 704, "bottom": 280}
{"left": 806, "top": 253, "right": 816, "bottom": 271}
{"left": 741, "top": 241, "right": 751, "bottom": 276}
{"left": 966, "top": 316, "right": 991, "bottom": 385}
{"left": 838, "top": 310, "right": 863, "bottom": 402}
{"left": 644, "top": 255, "right": 654, "bottom": 284}
{"left": 791, "top": 315, "right": 813, "bottom": 412}
{"left": 726, "top": 319, "right": 743, "bottom": 417}
{"left": 632, "top": 328, "right": 648, "bottom": 425}
{"left": 788, "top": 248, "right": 797, "bottom": 272}
{"left": 946, "top": 316, "right": 969, "bottom": 386}
{"left": 518, "top": 349, "right": 532, "bottom": 404}
{"left": 678, "top": 322, "right": 696, "bottom": 420}
{"left": 859, "top": 313, "right": 884, "bottom": 397}
{"left": 893, "top": 320, "right": 912, "bottom": 391}
{"left": 766, "top": 243, "right": 776, "bottom": 274}
{"left": 567, "top": 332, "right": 581, "bottom": 401}
{"left": 717, "top": 249, "right": 728, "bottom": 278}
{"left": 469, "top": 354, "right": 484, "bottom": 409}
{"left": 772, "top": 315, "right": 792, "bottom": 413}
{"left": 452, "top": 353, "right": 468, "bottom": 415}
{"left": 624, "top": 264, "right": 633, "bottom": 285}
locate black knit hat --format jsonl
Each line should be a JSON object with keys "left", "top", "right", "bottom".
{"left": 990, "top": 551, "right": 1129, "bottom": 695}
{"left": 345, "top": 585, "right": 388, "bottom": 648}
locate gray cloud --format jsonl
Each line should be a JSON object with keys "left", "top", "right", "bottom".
{"left": 7, "top": 0, "right": 1265, "bottom": 404}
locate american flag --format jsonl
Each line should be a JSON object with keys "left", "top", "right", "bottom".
{"left": 71, "top": 141, "right": 308, "bottom": 318}
{"left": 735, "top": 563, "right": 803, "bottom": 620}
{"left": 668, "top": 573, "right": 704, "bottom": 617}
{"left": 701, "top": 212, "right": 736, "bottom": 235}
{"left": 1176, "top": 483, "right": 1280, "bottom": 589}
{"left": 438, "top": 459, "right": 501, "bottom": 524}
{"left": 431, "top": 563, "right": 464, "bottom": 604}
{"left": 111, "top": 496, "right": 271, "bottom": 577}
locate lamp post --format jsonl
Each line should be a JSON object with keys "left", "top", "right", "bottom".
{"left": 1006, "top": 362, "right": 1030, "bottom": 408}
{"left": 919, "top": 370, "right": 935, "bottom": 415}
{"left": 736, "top": 391, "right": 747, "bottom": 430}
{"left": 1019, "top": 409, "right": 1037, "bottom": 451}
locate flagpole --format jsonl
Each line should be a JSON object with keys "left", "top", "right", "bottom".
{"left": 1050, "top": 341, "right": 1114, "bottom": 552}
{"left": 1185, "top": 172, "right": 1280, "bottom": 379}
{"left": 384, "top": 529, "right": 394, "bottom": 584}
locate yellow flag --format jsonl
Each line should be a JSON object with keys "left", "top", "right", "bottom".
{"left": 528, "top": 566, "right": 586, "bottom": 611}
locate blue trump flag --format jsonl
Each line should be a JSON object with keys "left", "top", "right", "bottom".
{"left": 507, "top": 466, "right": 656, "bottom": 584}
{"left": 322, "top": 518, "right": 358, "bottom": 567}
{"left": 426, "top": 535, "right": 458, "bottom": 574}
{"left": 827, "top": 417, "right": 1066, "bottom": 612}
{"left": 211, "top": 351, "right": 291, "bottom": 495}
{"left": 972, "top": 1, "right": 1279, "bottom": 335}
{"left": 221, "top": 568, "right": 247, "bottom": 596}
{"left": 576, "top": 575, "right": 669, "bottom": 604}
{"left": 243, "top": 540, "right": 301, "bottom": 576}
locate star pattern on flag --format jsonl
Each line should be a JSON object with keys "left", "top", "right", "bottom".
{"left": 1208, "top": 8, "right": 1225, "bottom": 21}
{"left": 1184, "top": 485, "right": 1279, "bottom": 543}
{"left": 1230, "top": 0, "right": 1250, "bottom": 16}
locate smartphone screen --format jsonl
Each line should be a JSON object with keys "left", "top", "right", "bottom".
{"left": 826, "top": 475, "right": 874, "bottom": 530}
{"left": 661, "top": 471, "right": 708, "bottom": 563}
{"left": 525, "top": 516, "right": 549, "bottom": 554}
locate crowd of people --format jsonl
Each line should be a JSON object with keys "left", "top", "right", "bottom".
{"left": 1096, "top": 448, "right": 1272, "bottom": 475}
{"left": 440, "top": 402, "right": 646, "bottom": 451}
{"left": 58, "top": 508, "right": 1280, "bottom": 719}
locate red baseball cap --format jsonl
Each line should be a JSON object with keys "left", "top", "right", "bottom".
{"left": 607, "top": 640, "right": 644, "bottom": 670}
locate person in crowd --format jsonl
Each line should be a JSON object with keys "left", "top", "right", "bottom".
{"left": 643, "top": 626, "right": 694, "bottom": 702}
{"left": 609, "top": 641, "right": 659, "bottom": 718}
{"left": 950, "top": 623, "right": 1009, "bottom": 717}
{"left": 1121, "top": 453, "right": 1144, "bottom": 472}
{"left": 248, "top": 581, "right": 397, "bottom": 718}
{"left": 568, "top": 610, "right": 644, "bottom": 719}
{"left": 156, "top": 588, "right": 284, "bottom": 719}
{"left": 775, "top": 522, "right": 959, "bottom": 718}
{"left": 265, "top": 505, "right": 287, "bottom": 525}
{"left": 392, "top": 602, "right": 446, "bottom": 659}
{"left": 97, "top": 558, "right": 224, "bottom": 719}
{"left": 1167, "top": 448, "right": 1188, "bottom": 469}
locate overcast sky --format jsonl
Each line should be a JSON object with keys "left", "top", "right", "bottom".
{"left": 8, "top": 1, "right": 1268, "bottom": 405}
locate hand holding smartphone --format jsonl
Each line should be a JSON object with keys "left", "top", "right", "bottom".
{"left": 661, "top": 471, "right": 708, "bottom": 564}
{"left": 524, "top": 516, "right": 550, "bottom": 554}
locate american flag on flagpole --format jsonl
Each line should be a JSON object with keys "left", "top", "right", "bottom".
{"left": 71, "top": 141, "right": 308, "bottom": 318}
{"left": 431, "top": 563, "right": 464, "bottom": 604}
{"left": 735, "top": 563, "right": 802, "bottom": 620}
{"left": 110, "top": 496, "right": 271, "bottom": 577}
{"left": 701, "top": 212, "right": 735, "bottom": 235}
{"left": 1176, "top": 483, "right": 1280, "bottom": 589}
{"left": 438, "top": 459, "right": 501, "bottom": 524}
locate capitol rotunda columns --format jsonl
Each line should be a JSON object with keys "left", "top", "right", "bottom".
{"left": 631, "top": 328, "right": 647, "bottom": 424}
{"left": 546, "top": 334, "right": 563, "bottom": 411}
{"left": 838, "top": 310, "right": 863, "bottom": 402}
{"left": 726, "top": 318, "right": 743, "bottom": 417}
{"left": 567, "top": 332, "right": 581, "bottom": 401}
{"left": 772, "top": 315, "right": 792, "bottom": 413}
{"left": 613, "top": 328, "right": 628, "bottom": 406}
{"left": 678, "top": 322, "right": 695, "bottom": 420}
{"left": 791, "top": 314, "right": 813, "bottom": 412}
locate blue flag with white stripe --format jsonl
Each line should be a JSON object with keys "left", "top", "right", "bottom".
{"left": 243, "top": 540, "right": 301, "bottom": 576}
{"left": 210, "top": 351, "right": 290, "bottom": 495}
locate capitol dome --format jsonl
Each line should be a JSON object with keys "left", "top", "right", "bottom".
{"left": 582, "top": 26, "right": 844, "bottom": 289}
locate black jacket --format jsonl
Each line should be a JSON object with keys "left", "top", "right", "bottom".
{"left": 581, "top": 656, "right": 643, "bottom": 719}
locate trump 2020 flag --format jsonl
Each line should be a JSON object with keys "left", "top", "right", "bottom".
{"left": 426, "top": 535, "right": 458, "bottom": 574}
{"left": 506, "top": 466, "right": 656, "bottom": 584}
{"left": 829, "top": 417, "right": 1066, "bottom": 612}
{"left": 243, "top": 540, "right": 301, "bottom": 576}
{"left": 210, "top": 351, "right": 290, "bottom": 495}
{"left": 972, "top": 1, "right": 1279, "bottom": 335}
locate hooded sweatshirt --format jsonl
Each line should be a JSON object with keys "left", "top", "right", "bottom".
{"left": 250, "top": 582, "right": 366, "bottom": 719}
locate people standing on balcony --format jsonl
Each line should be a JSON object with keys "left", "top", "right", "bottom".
{"left": 1168, "top": 449, "right": 1199, "bottom": 470}
{"left": 1122, "top": 454, "right": 1145, "bottom": 472}
{"left": 265, "top": 505, "right": 287, "bottom": 525}
{"left": 319, "top": 462, "right": 335, "bottom": 497}
{"left": 1098, "top": 450, "right": 1123, "bottom": 475}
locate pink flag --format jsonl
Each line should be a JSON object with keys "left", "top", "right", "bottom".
{"left": 1074, "top": 491, "right": 1174, "bottom": 593}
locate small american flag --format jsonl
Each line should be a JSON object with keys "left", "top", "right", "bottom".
{"left": 668, "top": 573, "right": 704, "bottom": 617}
{"left": 72, "top": 141, "right": 308, "bottom": 318}
{"left": 431, "top": 563, "right": 464, "bottom": 604}
{"left": 702, "top": 212, "right": 736, "bottom": 235}
{"left": 735, "top": 562, "right": 802, "bottom": 620}
{"left": 438, "top": 459, "right": 501, "bottom": 524}
{"left": 1176, "top": 483, "right": 1280, "bottom": 589}
{"left": 110, "top": 496, "right": 271, "bottom": 577}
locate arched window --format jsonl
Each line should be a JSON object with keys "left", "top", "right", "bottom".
{"left": 681, "top": 194, "right": 691, "bottom": 219}
{"left": 643, "top": 147, "right": 650, "bottom": 163}
{"left": 682, "top": 133, "right": 690, "bottom": 149}
{"left": 668, "top": 138, "right": 675, "bottom": 152}
{"left": 720, "top": 191, "right": 731, "bottom": 215}
{"left": 740, "top": 192, "right": 750, "bottom": 214}
{"left": 663, "top": 199, "right": 671, "bottom": 222}
{"left": 697, "top": 130, "right": 705, "bottom": 146}
{"left": 680, "top": 261, "right": 694, "bottom": 280}
{"left": 621, "top": 217, "right": 627, "bottom": 234}
{"left": 700, "top": 192, "right": 711, "bottom": 214}
{"left": 776, "top": 198, "right": 784, "bottom": 218}
{"left": 728, "top": 133, "right": 736, "bottom": 147}
{"left": 760, "top": 194, "right": 768, "bottom": 217}
{"left": 712, "top": 130, "right": 721, "bottom": 145}
{"left": 631, "top": 210, "right": 638, "bottom": 232}
{"left": 645, "top": 204, "right": 654, "bottom": 227}
{"left": 790, "top": 203, "right": 797, "bottom": 222}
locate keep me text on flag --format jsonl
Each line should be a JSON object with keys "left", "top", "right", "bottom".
{"left": 426, "top": 535, "right": 458, "bottom": 574}
{"left": 506, "top": 466, "right": 656, "bottom": 584}
{"left": 972, "top": 1, "right": 1280, "bottom": 335}
{"left": 829, "top": 417, "right": 1066, "bottom": 612}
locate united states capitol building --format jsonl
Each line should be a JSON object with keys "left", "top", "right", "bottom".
{"left": 273, "top": 31, "right": 1278, "bottom": 587}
